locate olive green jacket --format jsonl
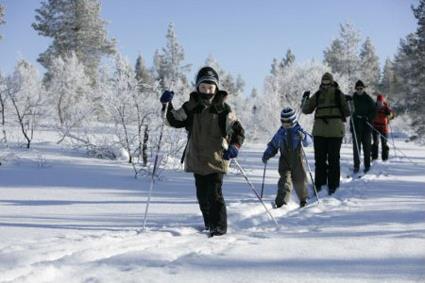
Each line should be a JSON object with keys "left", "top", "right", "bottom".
{"left": 165, "top": 91, "right": 245, "bottom": 176}
{"left": 302, "top": 86, "right": 350, "bottom": 138}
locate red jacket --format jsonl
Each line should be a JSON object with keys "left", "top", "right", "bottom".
{"left": 373, "top": 102, "right": 394, "bottom": 134}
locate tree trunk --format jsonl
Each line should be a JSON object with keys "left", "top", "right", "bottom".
{"left": 142, "top": 124, "right": 149, "bottom": 167}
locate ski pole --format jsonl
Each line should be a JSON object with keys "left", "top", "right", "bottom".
{"left": 260, "top": 162, "right": 267, "bottom": 199}
{"left": 347, "top": 102, "right": 362, "bottom": 169}
{"left": 300, "top": 144, "right": 320, "bottom": 203}
{"left": 298, "top": 93, "right": 319, "bottom": 203}
{"left": 388, "top": 122, "right": 398, "bottom": 159}
{"left": 297, "top": 92, "right": 309, "bottom": 121}
{"left": 365, "top": 121, "right": 418, "bottom": 166}
{"left": 232, "top": 159, "right": 279, "bottom": 227}
{"left": 142, "top": 101, "right": 168, "bottom": 231}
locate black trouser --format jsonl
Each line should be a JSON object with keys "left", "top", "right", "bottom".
{"left": 313, "top": 136, "right": 342, "bottom": 192}
{"left": 372, "top": 130, "right": 389, "bottom": 161}
{"left": 353, "top": 128, "right": 372, "bottom": 169}
{"left": 194, "top": 173, "right": 227, "bottom": 233}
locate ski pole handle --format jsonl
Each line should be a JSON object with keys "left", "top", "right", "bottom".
{"left": 260, "top": 162, "right": 267, "bottom": 199}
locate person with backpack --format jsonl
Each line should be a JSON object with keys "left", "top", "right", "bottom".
{"left": 350, "top": 80, "right": 376, "bottom": 173}
{"left": 302, "top": 72, "right": 350, "bottom": 195}
{"left": 372, "top": 94, "right": 395, "bottom": 161}
{"left": 262, "top": 107, "right": 311, "bottom": 208}
{"left": 160, "top": 66, "right": 245, "bottom": 237}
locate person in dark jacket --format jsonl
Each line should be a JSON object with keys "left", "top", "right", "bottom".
{"left": 302, "top": 72, "right": 350, "bottom": 195}
{"left": 160, "top": 66, "right": 245, "bottom": 237}
{"left": 372, "top": 94, "right": 395, "bottom": 161}
{"left": 349, "top": 80, "right": 376, "bottom": 173}
{"left": 262, "top": 107, "right": 311, "bottom": 208}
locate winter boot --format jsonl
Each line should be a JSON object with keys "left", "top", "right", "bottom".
{"left": 371, "top": 144, "right": 378, "bottom": 161}
{"left": 275, "top": 185, "right": 289, "bottom": 208}
{"left": 209, "top": 227, "right": 226, "bottom": 237}
{"left": 382, "top": 145, "right": 389, "bottom": 161}
{"left": 328, "top": 186, "right": 337, "bottom": 195}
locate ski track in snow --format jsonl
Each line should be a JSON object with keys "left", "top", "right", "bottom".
{"left": 0, "top": 140, "right": 425, "bottom": 283}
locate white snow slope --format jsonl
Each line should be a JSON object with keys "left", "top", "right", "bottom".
{"left": 0, "top": 139, "right": 424, "bottom": 283}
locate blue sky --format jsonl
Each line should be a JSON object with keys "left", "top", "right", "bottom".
{"left": 0, "top": 0, "right": 419, "bottom": 95}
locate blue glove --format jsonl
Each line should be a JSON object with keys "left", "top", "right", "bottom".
{"left": 223, "top": 145, "right": 239, "bottom": 160}
{"left": 160, "top": 90, "right": 174, "bottom": 104}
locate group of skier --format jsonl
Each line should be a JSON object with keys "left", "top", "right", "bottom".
{"left": 159, "top": 66, "right": 395, "bottom": 237}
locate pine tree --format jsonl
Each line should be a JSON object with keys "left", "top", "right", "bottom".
{"left": 393, "top": 0, "right": 425, "bottom": 137}
{"left": 134, "top": 54, "right": 156, "bottom": 167}
{"left": 270, "top": 49, "right": 295, "bottom": 76}
{"left": 32, "top": 0, "right": 116, "bottom": 83}
{"left": 153, "top": 23, "right": 191, "bottom": 99}
{"left": 380, "top": 58, "right": 395, "bottom": 98}
{"left": 270, "top": 58, "right": 280, "bottom": 76}
{"left": 324, "top": 23, "right": 361, "bottom": 86}
{"left": 283, "top": 49, "right": 295, "bottom": 68}
{"left": 359, "top": 37, "right": 380, "bottom": 91}
{"left": 204, "top": 55, "right": 245, "bottom": 111}
{"left": 409, "top": 0, "right": 425, "bottom": 136}
{"left": 0, "top": 4, "right": 5, "bottom": 40}
{"left": 323, "top": 39, "right": 344, "bottom": 74}
{"left": 135, "top": 54, "right": 154, "bottom": 94}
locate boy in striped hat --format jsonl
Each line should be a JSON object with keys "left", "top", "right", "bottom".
{"left": 262, "top": 107, "right": 311, "bottom": 208}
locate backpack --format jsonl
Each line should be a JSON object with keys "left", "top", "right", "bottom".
{"left": 314, "top": 88, "right": 346, "bottom": 123}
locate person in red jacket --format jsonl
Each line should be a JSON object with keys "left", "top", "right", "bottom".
{"left": 372, "top": 94, "right": 395, "bottom": 161}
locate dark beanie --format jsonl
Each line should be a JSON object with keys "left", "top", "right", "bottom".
{"left": 196, "top": 66, "right": 219, "bottom": 89}
{"left": 355, "top": 80, "right": 366, "bottom": 88}
{"left": 321, "top": 72, "right": 334, "bottom": 84}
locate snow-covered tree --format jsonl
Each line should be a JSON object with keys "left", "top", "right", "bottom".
{"left": 204, "top": 55, "right": 245, "bottom": 114}
{"left": 270, "top": 49, "right": 296, "bottom": 76}
{"left": 259, "top": 60, "right": 350, "bottom": 139}
{"left": 32, "top": 0, "right": 116, "bottom": 82}
{"left": 393, "top": 0, "right": 425, "bottom": 138}
{"left": 103, "top": 54, "right": 139, "bottom": 167}
{"left": 134, "top": 54, "right": 157, "bottom": 167}
{"left": 153, "top": 23, "right": 191, "bottom": 105}
{"left": 380, "top": 58, "right": 397, "bottom": 101}
{"left": 135, "top": 54, "right": 154, "bottom": 94}
{"left": 7, "top": 60, "right": 45, "bottom": 148}
{"left": 324, "top": 23, "right": 361, "bottom": 86}
{"left": 245, "top": 88, "right": 260, "bottom": 140}
{"left": 48, "top": 53, "right": 94, "bottom": 143}
{"left": 359, "top": 37, "right": 381, "bottom": 91}
{"left": 0, "top": 71, "right": 8, "bottom": 142}
{"left": 0, "top": 4, "right": 5, "bottom": 40}
{"left": 283, "top": 49, "right": 296, "bottom": 68}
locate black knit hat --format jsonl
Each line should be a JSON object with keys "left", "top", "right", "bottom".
{"left": 196, "top": 66, "right": 219, "bottom": 89}
{"left": 355, "top": 80, "right": 366, "bottom": 88}
{"left": 280, "top": 107, "right": 297, "bottom": 124}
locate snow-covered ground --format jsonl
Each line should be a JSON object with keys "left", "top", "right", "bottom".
{"left": 1, "top": 134, "right": 425, "bottom": 283}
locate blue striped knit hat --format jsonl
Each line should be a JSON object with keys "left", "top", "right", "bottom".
{"left": 280, "top": 107, "right": 297, "bottom": 124}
